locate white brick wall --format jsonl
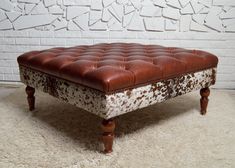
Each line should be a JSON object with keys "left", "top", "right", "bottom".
{"left": 0, "top": 0, "right": 235, "bottom": 89}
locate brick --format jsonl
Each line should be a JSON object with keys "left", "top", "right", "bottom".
{"left": 54, "top": 31, "right": 81, "bottom": 38}
{"left": 217, "top": 73, "right": 235, "bottom": 81}
{"left": 219, "top": 57, "right": 235, "bottom": 65}
{"left": 0, "top": 53, "right": 20, "bottom": 59}
{"left": 0, "top": 67, "right": 12, "bottom": 73}
{"left": 28, "top": 30, "right": 54, "bottom": 38}
{"left": 40, "top": 38, "right": 66, "bottom": 46}
{"left": 109, "top": 31, "right": 136, "bottom": 39}
{"left": 0, "top": 59, "right": 17, "bottom": 67}
{"left": 4, "top": 74, "right": 20, "bottom": 81}
{"left": 136, "top": 32, "right": 166, "bottom": 39}
{"left": 15, "top": 38, "right": 40, "bottom": 45}
{"left": 0, "top": 38, "right": 15, "bottom": 44}
{"left": 81, "top": 31, "right": 109, "bottom": 38}
{"left": 217, "top": 65, "right": 235, "bottom": 73}
{"left": 66, "top": 39, "right": 93, "bottom": 46}
{"left": 0, "top": 74, "right": 3, "bottom": 80}
{"left": 12, "top": 68, "right": 19, "bottom": 74}
{"left": 0, "top": 45, "right": 41, "bottom": 53}
{"left": 4, "top": 31, "right": 29, "bottom": 37}
{"left": 215, "top": 81, "right": 235, "bottom": 89}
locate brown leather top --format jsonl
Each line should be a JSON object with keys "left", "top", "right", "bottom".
{"left": 18, "top": 43, "right": 218, "bottom": 93}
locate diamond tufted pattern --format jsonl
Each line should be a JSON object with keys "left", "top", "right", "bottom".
{"left": 17, "top": 43, "right": 218, "bottom": 93}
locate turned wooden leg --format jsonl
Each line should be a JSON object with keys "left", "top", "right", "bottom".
{"left": 101, "top": 118, "right": 115, "bottom": 153}
{"left": 25, "top": 86, "right": 35, "bottom": 111}
{"left": 200, "top": 87, "right": 210, "bottom": 115}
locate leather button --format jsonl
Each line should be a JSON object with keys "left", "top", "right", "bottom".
{"left": 60, "top": 60, "right": 97, "bottom": 84}
{"left": 125, "top": 60, "right": 162, "bottom": 84}
{"left": 153, "top": 56, "right": 186, "bottom": 78}
{"left": 83, "top": 66, "right": 134, "bottom": 92}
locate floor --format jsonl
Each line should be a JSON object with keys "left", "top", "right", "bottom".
{"left": 0, "top": 84, "right": 235, "bottom": 168}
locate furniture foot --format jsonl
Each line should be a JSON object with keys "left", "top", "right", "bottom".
{"left": 101, "top": 118, "right": 115, "bottom": 153}
{"left": 25, "top": 86, "right": 35, "bottom": 111}
{"left": 200, "top": 87, "right": 210, "bottom": 115}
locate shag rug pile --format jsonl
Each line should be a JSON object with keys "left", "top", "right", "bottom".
{"left": 0, "top": 87, "right": 234, "bottom": 168}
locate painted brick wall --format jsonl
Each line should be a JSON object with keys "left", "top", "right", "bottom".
{"left": 0, "top": 0, "right": 235, "bottom": 89}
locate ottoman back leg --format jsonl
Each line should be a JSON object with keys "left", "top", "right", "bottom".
{"left": 200, "top": 87, "right": 210, "bottom": 115}
{"left": 101, "top": 119, "right": 115, "bottom": 153}
{"left": 25, "top": 86, "right": 35, "bottom": 111}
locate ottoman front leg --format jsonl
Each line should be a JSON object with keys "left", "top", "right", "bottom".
{"left": 25, "top": 86, "right": 35, "bottom": 111}
{"left": 200, "top": 87, "right": 210, "bottom": 115}
{"left": 101, "top": 118, "right": 115, "bottom": 153}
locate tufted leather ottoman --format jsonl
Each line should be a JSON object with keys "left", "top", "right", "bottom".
{"left": 17, "top": 43, "right": 218, "bottom": 153}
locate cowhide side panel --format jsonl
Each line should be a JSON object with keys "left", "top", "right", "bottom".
{"left": 19, "top": 66, "right": 216, "bottom": 119}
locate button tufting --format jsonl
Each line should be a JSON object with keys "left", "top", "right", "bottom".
{"left": 17, "top": 43, "right": 218, "bottom": 93}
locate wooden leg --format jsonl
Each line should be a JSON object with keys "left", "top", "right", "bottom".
{"left": 101, "top": 118, "right": 115, "bottom": 153}
{"left": 25, "top": 86, "right": 35, "bottom": 111}
{"left": 200, "top": 87, "right": 210, "bottom": 115}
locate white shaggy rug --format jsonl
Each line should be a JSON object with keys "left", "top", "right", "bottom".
{"left": 0, "top": 87, "right": 234, "bottom": 168}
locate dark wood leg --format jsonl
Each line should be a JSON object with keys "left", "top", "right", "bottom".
{"left": 200, "top": 87, "right": 210, "bottom": 115}
{"left": 25, "top": 86, "right": 35, "bottom": 111}
{"left": 101, "top": 118, "right": 115, "bottom": 153}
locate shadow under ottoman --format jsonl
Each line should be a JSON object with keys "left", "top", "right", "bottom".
{"left": 17, "top": 43, "right": 218, "bottom": 153}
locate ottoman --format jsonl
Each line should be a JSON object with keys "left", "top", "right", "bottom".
{"left": 17, "top": 43, "right": 218, "bottom": 153}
